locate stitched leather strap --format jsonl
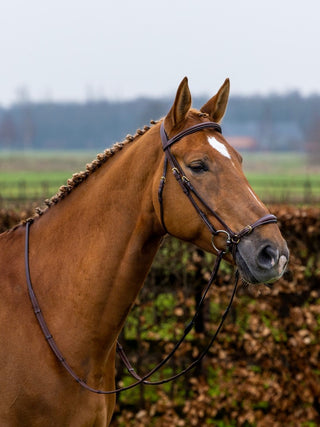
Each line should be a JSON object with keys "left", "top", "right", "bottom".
{"left": 159, "top": 121, "right": 277, "bottom": 253}
{"left": 25, "top": 220, "right": 236, "bottom": 394}
{"left": 161, "top": 121, "right": 222, "bottom": 151}
{"left": 24, "top": 121, "right": 277, "bottom": 396}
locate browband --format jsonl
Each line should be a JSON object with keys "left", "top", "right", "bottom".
{"left": 160, "top": 121, "right": 222, "bottom": 151}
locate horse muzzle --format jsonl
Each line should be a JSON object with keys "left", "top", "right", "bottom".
{"left": 235, "top": 235, "right": 289, "bottom": 285}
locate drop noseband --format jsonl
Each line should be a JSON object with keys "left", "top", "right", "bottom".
{"left": 24, "top": 121, "right": 277, "bottom": 395}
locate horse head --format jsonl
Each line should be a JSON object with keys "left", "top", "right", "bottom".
{"left": 155, "top": 77, "right": 289, "bottom": 285}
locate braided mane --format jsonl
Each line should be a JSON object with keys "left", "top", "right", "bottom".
{"left": 31, "top": 120, "right": 159, "bottom": 217}
{"left": 18, "top": 110, "right": 209, "bottom": 225}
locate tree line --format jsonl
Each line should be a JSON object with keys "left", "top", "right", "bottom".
{"left": 0, "top": 92, "right": 319, "bottom": 151}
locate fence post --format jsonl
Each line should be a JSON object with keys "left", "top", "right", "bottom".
{"left": 41, "top": 181, "right": 49, "bottom": 198}
{"left": 303, "top": 179, "right": 312, "bottom": 204}
{"left": 18, "top": 180, "right": 27, "bottom": 199}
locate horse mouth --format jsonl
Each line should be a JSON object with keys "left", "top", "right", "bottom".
{"left": 235, "top": 251, "right": 261, "bottom": 285}
{"left": 235, "top": 250, "right": 287, "bottom": 286}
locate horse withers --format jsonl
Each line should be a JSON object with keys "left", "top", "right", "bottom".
{"left": 0, "top": 78, "right": 288, "bottom": 426}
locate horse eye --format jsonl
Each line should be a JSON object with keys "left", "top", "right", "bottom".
{"left": 188, "top": 161, "right": 208, "bottom": 173}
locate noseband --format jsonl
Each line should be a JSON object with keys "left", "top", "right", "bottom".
{"left": 24, "top": 121, "right": 277, "bottom": 395}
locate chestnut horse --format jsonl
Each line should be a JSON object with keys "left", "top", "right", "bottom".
{"left": 0, "top": 78, "right": 288, "bottom": 426}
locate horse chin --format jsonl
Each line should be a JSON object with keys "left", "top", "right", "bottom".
{"left": 236, "top": 254, "right": 260, "bottom": 285}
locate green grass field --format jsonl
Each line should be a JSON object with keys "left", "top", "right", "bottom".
{"left": 0, "top": 150, "right": 96, "bottom": 202}
{"left": 0, "top": 150, "right": 319, "bottom": 205}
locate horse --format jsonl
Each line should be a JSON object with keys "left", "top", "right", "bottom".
{"left": 0, "top": 77, "right": 289, "bottom": 426}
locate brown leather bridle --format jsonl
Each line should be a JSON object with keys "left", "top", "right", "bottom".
{"left": 24, "top": 121, "right": 277, "bottom": 394}
{"left": 158, "top": 121, "right": 277, "bottom": 255}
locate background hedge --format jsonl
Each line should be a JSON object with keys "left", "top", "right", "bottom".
{"left": 1, "top": 206, "right": 319, "bottom": 426}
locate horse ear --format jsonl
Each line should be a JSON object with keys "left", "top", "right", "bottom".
{"left": 200, "top": 78, "right": 230, "bottom": 123}
{"left": 165, "top": 77, "right": 192, "bottom": 131}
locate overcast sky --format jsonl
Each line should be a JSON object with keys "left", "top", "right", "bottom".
{"left": 0, "top": 0, "right": 319, "bottom": 106}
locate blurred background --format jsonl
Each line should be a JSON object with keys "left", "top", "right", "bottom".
{"left": 0, "top": 1, "right": 319, "bottom": 426}
{"left": 0, "top": 0, "right": 319, "bottom": 205}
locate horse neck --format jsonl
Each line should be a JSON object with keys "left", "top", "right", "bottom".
{"left": 28, "top": 130, "right": 163, "bottom": 360}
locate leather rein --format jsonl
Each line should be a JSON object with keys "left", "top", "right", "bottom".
{"left": 24, "top": 120, "right": 277, "bottom": 394}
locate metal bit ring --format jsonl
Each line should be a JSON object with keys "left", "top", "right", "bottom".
{"left": 211, "top": 230, "right": 231, "bottom": 254}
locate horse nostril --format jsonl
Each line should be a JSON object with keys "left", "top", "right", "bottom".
{"left": 257, "top": 245, "right": 279, "bottom": 270}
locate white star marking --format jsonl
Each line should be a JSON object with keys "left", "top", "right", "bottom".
{"left": 207, "top": 136, "right": 231, "bottom": 159}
